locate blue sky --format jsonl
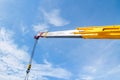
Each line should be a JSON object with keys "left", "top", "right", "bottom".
{"left": 0, "top": 0, "right": 120, "bottom": 80}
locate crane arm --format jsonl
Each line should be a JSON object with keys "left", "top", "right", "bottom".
{"left": 34, "top": 25, "right": 120, "bottom": 39}
{"left": 25, "top": 25, "right": 120, "bottom": 79}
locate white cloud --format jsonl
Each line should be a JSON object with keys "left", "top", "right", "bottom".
{"left": 74, "top": 40, "right": 120, "bottom": 80}
{"left": 76, "top": 75, "right": 94, "bottom": 80}
{"left": 84, "top": 66, "right": 97, "bottom": 74}
{"left": 20, "top": 24, "right": 29, "bottom": 35}
{"left": 0, "top": 27, "right": 72, "bottom": 80}
{"left": 33, "top": 9, "right": 69, "bottom": 33}
{"left": 107, "top": 65, "right": 120, "bottom": 74}
{"left": 33, "top": 23, "right": 48, "bottom": 32}
{"left": 33, "top": 0, "right": 70, "bottom": 33}
{"left": 81, "top": 75, "right": 93, "bottom": 80}
{"left": 42, "top": 9, "right": 69, "bottom": 26}
{"left": 31, "top": 62, "right": 72, "bottom": 79}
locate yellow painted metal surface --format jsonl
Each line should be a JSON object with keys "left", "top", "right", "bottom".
{"left": 74, "top": 25, "right": 120, "bottom": 39}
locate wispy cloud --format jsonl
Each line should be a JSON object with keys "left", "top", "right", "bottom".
{"left": 42, "top": 9, "right": 69, "bottom": 26}
{"left": 0, "top": 27, "right": 72, "bottom": 80}
{"left": 81, "top": 75, "right": 93, "bottom": 80}
{"left": 76, "top": 40, "right": 120, "bottom": 80}
{"left": 31, "top": 61, "right": 72, "bottom": 79}
{"left": 33, "top": 9, "right": 69, "bottom": 33}
{"left": 33, "top": 23, "right": 48, "bottom": 32}
{"left": 107, "top": 65, "right": 120, "bottom": 75}
{"left": 20, "top": 23, "right": 29, "bottom": 35}
{"left": 33, "top": 0, "right": 69, "bottom": 33}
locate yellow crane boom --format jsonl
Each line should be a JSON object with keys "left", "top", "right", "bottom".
{"left": 35, "top": 25, "right": 120, "bottom": 39}
{"left": 25, "top": 25, "right": 120, "bottom": 80}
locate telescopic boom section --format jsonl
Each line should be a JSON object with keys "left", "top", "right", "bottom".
{"left": 34, "top": 25, "right": 120, "bottom": 39}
